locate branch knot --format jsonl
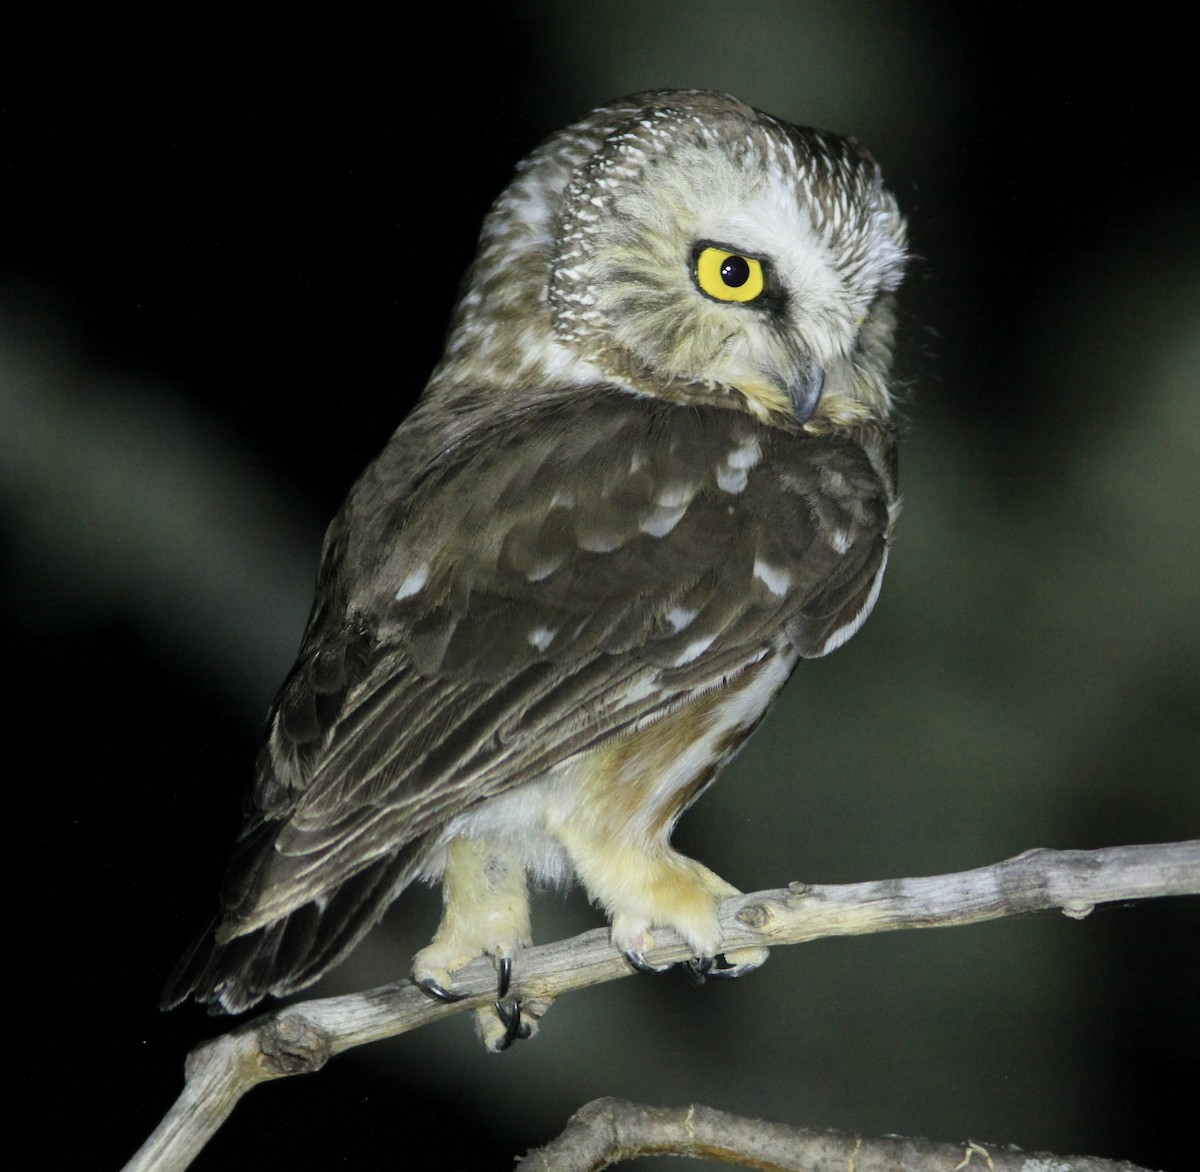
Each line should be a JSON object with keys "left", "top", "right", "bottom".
{"left": 734, "top": 901, "right": 771, "bottom": 930}
{"left": 260, "top": 1013, "right": 331, "bottom": 1076}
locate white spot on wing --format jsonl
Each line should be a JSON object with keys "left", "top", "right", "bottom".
{"left": 621, "top": 674, "right": 662, "bottom": 706}
{"left": 716, "top": 464, "right": 749, "bottom": 494}
{"left": 753, "top": 559, "right": 791, "bottom": 597}
{"left": 655, "top": 483, "right": 697, "bottom": 508}
{"left": 726, "top": 437, "right": 762, "bottom": 469}
{"left": 578, "top": 530, "right": 625, "bottom": 553}
{"left": 639, "top": 503, "right": 687, "bottom": 537}
{"left": 396, "top": 565, "right": 429, "bottom": 600}
{"left": 525, "top": 556, "right": 564, "bottom": 582}
{"left": 673, "top": 634, "right": 716, "bottom": 666}
{"left": 665, "top": 606, "right": 697, "bottom": 632}
{"left": 528, "top": 626, "right": 557, "bottom": 652}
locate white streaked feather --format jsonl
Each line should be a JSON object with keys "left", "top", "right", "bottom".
{"left": 395, "top": 565, "right": 430, "bottom": 600}
{"left": 817, "top": 547, "right": 889, "bottom": 655}
{"left": 753, "top": 559, "right": 791, "bottom": 597}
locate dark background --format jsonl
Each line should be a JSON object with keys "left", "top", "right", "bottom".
{"left": 5, "top": 6, "right": 1198, "bottom": 1169}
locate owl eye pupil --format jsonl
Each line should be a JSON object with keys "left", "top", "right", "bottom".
{"left": 720, "top": 256, "right": 751, "bottom": 288}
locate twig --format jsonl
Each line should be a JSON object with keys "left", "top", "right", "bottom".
{"left": 518, "top": 1097, "right": 1159, "bottom": 1171}
{"left": 124, "top": 840, "right": 1199, "bottom": 1171}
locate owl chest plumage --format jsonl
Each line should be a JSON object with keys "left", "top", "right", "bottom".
{"left": 437, "top": 636, "right": 798, "bottom": 888}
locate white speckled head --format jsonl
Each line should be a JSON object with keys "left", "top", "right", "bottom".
{"left": 427, "top": 90, "right": 906, "bottom": 429}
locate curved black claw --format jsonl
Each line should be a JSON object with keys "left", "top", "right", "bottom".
{"left": 416, "top": 976, "right": 469, "bottom": 1004}
{"left": 705, "top": 953, "right": 765, "bottom": 980}
{"left": 683, "top": 956, "right": 715, "bottom": 986}
{"left": 497, "top": 955, "right": 512, "bottom": 999}
{"left": 493, "top": 998, "right": 532, "bottom": 1050}
{"left": 623, "top": 949, "right": 674, "bottom": 975}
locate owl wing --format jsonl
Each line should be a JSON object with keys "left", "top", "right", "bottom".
{"left": 163, "top": 388, "right": 892, "bottom": 1009}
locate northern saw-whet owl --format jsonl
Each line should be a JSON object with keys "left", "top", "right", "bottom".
{"left": 163, "top": 90, "right": 907, "bottom": 1049}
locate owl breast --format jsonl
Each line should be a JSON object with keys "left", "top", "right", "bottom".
{"left": 435, "top": 636, "right": 799, "bottom": 888}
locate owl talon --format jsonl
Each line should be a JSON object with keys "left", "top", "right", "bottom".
{"left": 494, "top": 998, "right": 531, "bottom": 1049}
{"left": 497, "top": 954, "right": 512, "bottom": 999}
{"left": 624, "top": 949, "right": 674, "bottom": 975}
{"left": 416, "top": 976, "right": 469, "bottom": 1003}
{"left": 706, "top": 951, "right": 767, "bottom": 979}
{"left": 684, "top": 956, "right": 715, "bottom": 985}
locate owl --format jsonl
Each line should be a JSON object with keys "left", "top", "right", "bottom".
{"left": 162, "top": 90, "right": 907, "bottom": 1050}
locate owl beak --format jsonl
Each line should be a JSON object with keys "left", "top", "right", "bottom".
{"left": 783, "top": 361, "right": 825, "bottom": 424}
{"left": 734, "top": 360, "right": 825, "bottom": 423}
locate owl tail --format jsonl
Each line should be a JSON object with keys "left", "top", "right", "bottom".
{"left": 159, "top": 848, "right": 418, "bottom": 1015}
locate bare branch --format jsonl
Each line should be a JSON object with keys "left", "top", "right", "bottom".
{"left": 124, "top": 840, "right": 1199, "bottom": 1171}
{"left": 519, "top": 1097, "right": 1158, "bottom": 1171}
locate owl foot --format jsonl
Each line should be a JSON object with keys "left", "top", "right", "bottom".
{"left": 412, "top": 836, "right": 534, "bottom": 1040}
{"left": 476, "top": 992, "right": 548, "bottom": 1052}
{"left": 682, "top": 948, "right": 768, "bottom": 984}
{"left": 412, "top": 946, "right": 519, "bottom": 1003}
{"left": 415, "top": 946, "right": 538, "bottom": 1051}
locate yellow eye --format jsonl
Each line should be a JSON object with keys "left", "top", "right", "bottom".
{"left": 693, "top": 245, "right": 765, "bottom": 303}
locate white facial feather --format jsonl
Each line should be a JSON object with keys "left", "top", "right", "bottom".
{"left": 425, "top": 90, "right": 906, "bottom": 430}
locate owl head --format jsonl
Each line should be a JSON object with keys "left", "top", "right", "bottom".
{"left": 429, "top": 91, "right": 906, "bottom": 430}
